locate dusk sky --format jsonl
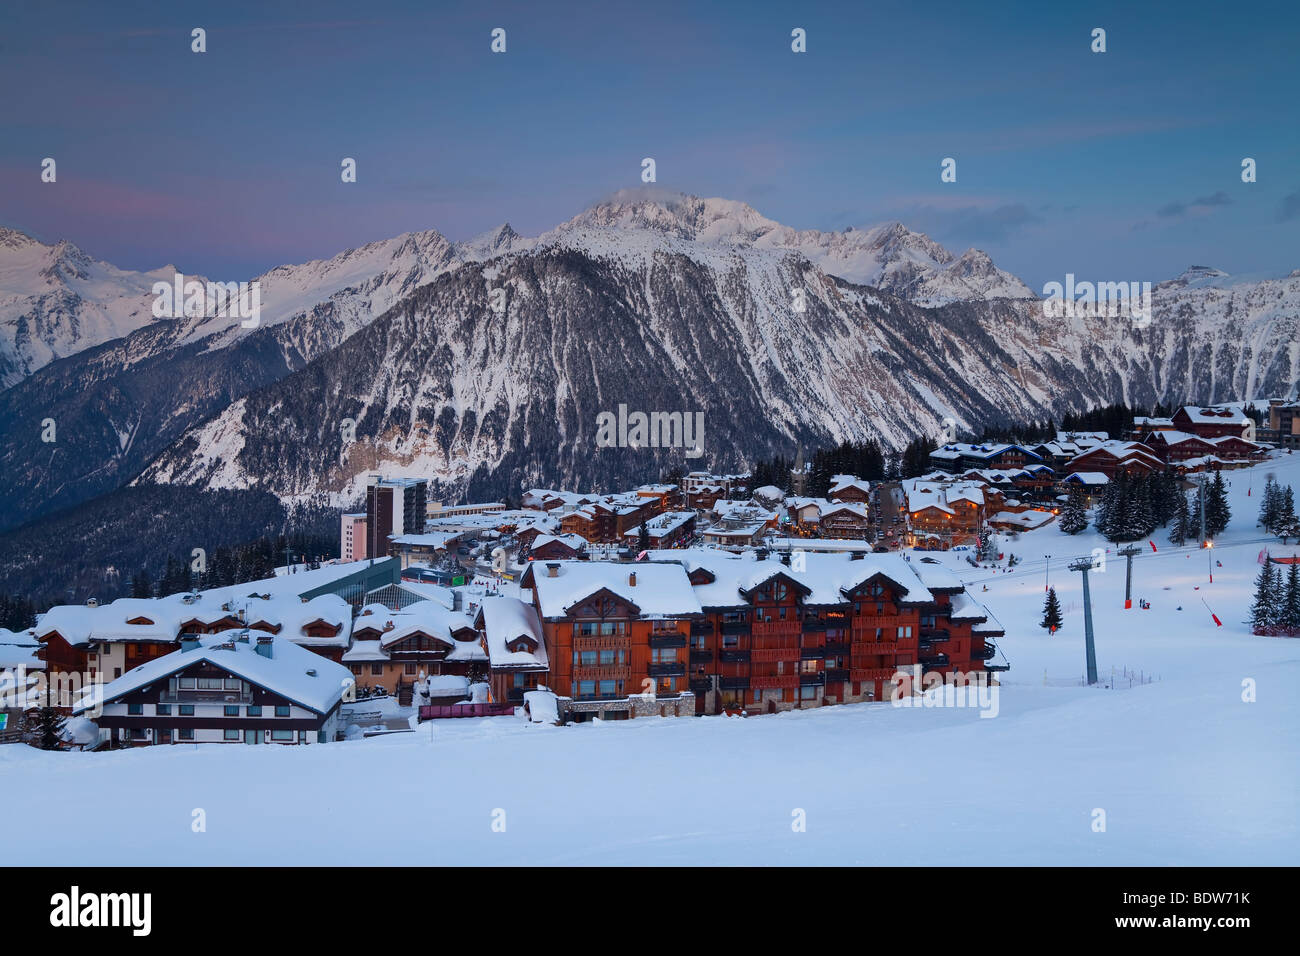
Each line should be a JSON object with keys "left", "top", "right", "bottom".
{"left": 2, "top": 0, "right": 1298, "bottom": 290}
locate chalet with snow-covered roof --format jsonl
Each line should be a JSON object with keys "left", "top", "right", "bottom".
{"left": 473, "top": 596, "right": 549, "bottom": 706}
{"left": 622, "top": 510, "right": 697, "bottom": 549}
{"left": 1172, "top": 405, "right": 1253, "bottom": 440}
{"left": 904, "top": 480, "right": 993, "bottom": 549}
{"left": 642, "top": 549, "right": 1006, "bottom": 715}
{"left": 342, "top": 599, "right": 483, "bottom": 703}
{"left": 1064, "top": 440, "right": 1163, "bottom": 479}
{"left": 518, "top": 561, "right": 701, "bottom": 717}
{"left": 527, "top": 533, "right": 589, "bottom": 561}
{"left": 929, "top": 442, "right": 1043, "bottom": 472}
{"left": 828, "top": 474, "right": 872, "bottom": 503}
{"left": 818, "top": 502, "right": 872, "bottom": 540}
{"left": 77, "top": 631, "right": 353, "bottom": 746}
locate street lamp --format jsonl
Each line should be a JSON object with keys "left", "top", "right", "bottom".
{"left": 1044, "top": 554, "right": 1052, "bottom": 593}
{"left": 1206, "top": 539, "right": 1213, "bottom": 583}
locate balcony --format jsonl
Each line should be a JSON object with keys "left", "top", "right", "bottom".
{"left": 823, "top": 640, "right": 851, "bottom": 656}
{"left": 720, "top": 621, "right": 750, "bottom": 635}
{"left": 799, "top": 646, "right": 826, "bottom": 660}
{"left": 689, "top": 678, "right": 713, "bottom": 694}
{"left": 824, "top": 668, "right": 850, "bottom": 682}
{"left": 751, "top": 675, "right": 797, "bottom": 690}
{"left": 689, "top": 649, "right": 713, "bottom": 665}
{"left": 751, "top": 647, "right": 798, "bottom": 664}
{"left": 719, "top": 676, "right": 750, "bottom": 690}
{"left": 802, "top": 619, "right": 829, "bottom": 632}
{"left": 573, "top": 665, "right": 631, "bottom": 682}
{"left": 850, "top": 667, "right": 897, "bottom": 682}
{"left": 573, "top": 634, "right": 627, "bottom": 651}
{"left": 649, "top": 634, "right": 687, "bottom": 649}
{"left": 799, "top": 672, "right": 826, "bottom": 686}
{"left": 851, "top": 640, "right": 899, "bottom": 655}
{"left": 918, "top": 629, "right": 951, "bottom": 646}
{"left": 719, "top": 649, "right": 750, "bottom": 663}
{"left": 648, "top": 662, "right": 686, "bottom": 677}
{"left": 159, "top": 691, "right": 253, "bottom": 705}
{"left": 689, "top": 621, "right": 714, "bottom": 637}
{"left": 752, "top": 620, "right": 801, "bottom": 638}
{"left": 973, "top": 640, "right": 997, "bottom": 662}
{"left": 919, "top": 653, "right": 950, "bottom": 671}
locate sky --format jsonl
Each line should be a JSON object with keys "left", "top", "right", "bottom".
{"left": 1, "top": 0, "right": 1298, "bottom": 291}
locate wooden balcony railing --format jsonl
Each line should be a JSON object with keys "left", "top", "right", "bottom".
{"left": 573, "top": 665, "right": 631, "bottom": 682}
{"left": 751, "top": 647, "right": 798, "bottom": 664}
{"left": 752, "top": 620, "right": 801, "bottom": 637}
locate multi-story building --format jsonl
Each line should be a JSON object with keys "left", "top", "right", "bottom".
{"left": 341, "top": 513, "right": 368, "bottom": 562}
{"left": 515, "top": 552, "right": 1006, "bottom": 719}
{"left": 78, "top": 632, "right": 353, "bottom": 746}
{"left": 1171, "top": 406, "right": 1254, "bottom": 440}
{"left": 365, "top": 476, "right": 428, "bottom": 557}
{"left": 1261, "top": 399, "right": 1300, "bottom": 449}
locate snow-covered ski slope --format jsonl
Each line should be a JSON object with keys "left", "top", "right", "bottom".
{"left": 3, "top": 455, "right": 1298, "bottom": 866}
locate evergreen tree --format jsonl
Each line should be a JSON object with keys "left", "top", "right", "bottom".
{"left": 637, "top": 521, "right": 650, "bottom": 554}
{"left": 1095, "top": 476, "right": 1121, "bottom": 540}
{"left": 1059, "top": 487, "right": 1089, "bottom": 535}
{"left": 1260, "top": 475, "right": 1280, "bottom": 531}
{"left": 1276, "top": 486, "right": 1297, "bottom": 537}
{"left": 1249, "top": 562, "right": 1280, "bottom": 633}
{"left": 1205, "top": 471, "right": 1231, "bottom": 538}
{"left": 1169, "top": 491, "right": 1193, "bottom": 546}
{"left": 22, "top": 706, "right": 66, "bottom": 750}
{"left": 1281, "top": 562, "right": 1300, "bottom": 635}
{"left": 130, "top": 569, "right": 151, "bottom": 599}
{"left": 1150, "top": 475, "right": 1180, "bottom": 527}
{"left": 1040, "top": 587, "right": 1064, "bottom": 632}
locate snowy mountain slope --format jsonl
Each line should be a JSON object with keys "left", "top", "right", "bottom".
{"left": 537, "top": 193, "right": 1036, "bottom": 305}
{"left": 4, "top": 193, "right": 1299, "bottom": 531}
{"left": 0, "top": 227, "right": 186, "bottom": 388}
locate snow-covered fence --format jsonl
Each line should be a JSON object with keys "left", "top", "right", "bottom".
{"left": 1040, "top": 667, "right": 1159, "bottom": 689}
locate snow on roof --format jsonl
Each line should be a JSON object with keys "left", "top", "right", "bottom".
{"left": 477, "top": 597, "right": 549, "bottom": 669}
{"left": 391, "top": 532, "right": 461, "bottom": 549}
{"left": 529, "top": 561, "right": 703, "bottom": 619}
{"left": 643, "top": 549, "right": 934, "bottom": 609}
{"left": 989, "top": 509, "right": 1056, "bottom": 530}
{"left": 1178, "top": 405, "right": 1249, "bottom": 424}
{"left": 78, "top": 631, "right": 353, "bottom": 716}
{"left": 622, "top": 510, "right": 696, "bottom": 537}
{"left": 0, "top": 630, "right": 43, "bottom": 670}
{"left": 828, "top": 474, "right": 871, "bottom": 496}
{"left": 1064, "top": 471, "right": 1110, "bottom": 485}
{"left": 531, "top": 533, "right": 587, "bottom": 551}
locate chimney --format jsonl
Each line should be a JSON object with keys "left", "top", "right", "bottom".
{"left": 237, "top": 630, "right": 250, "bottom": 643}
{"left": 546, "top": 563, "right": 560, "bottom": 578}
{"left": 851, "top": 551, "right": 865, "bottom": 561}
{"left": 628, "top": 571, "right": 637, "bottom": 587}
{"left": 179, "top": 634, "right": 201, "bottom": 651}
{"left": 255, "top": 635, "right": 273, "bottom": 658}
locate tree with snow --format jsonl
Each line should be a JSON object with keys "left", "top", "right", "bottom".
{"left": 21, "top": 706, "right": 66, "bottom": 751}
{"left": 1205, "top": 471, "right": 1231, "bottom": 538}
{"left": 1280, "top": 562, "right": 1300, "bottom": 635}
{"left": 1040, "top": 587, "right": 1064, "bottom": 632}
{"left": 1275, "top": 486, "right": 1296, "bottom": 537}
{"left": 1059, "top": 487, "right": 1088, "bottom": 535}
{"left": 1259, "top": 475, "right": 1280, "bottom": 531}
{"left": 1249, "top": 561, "right": 1281, "bottom": 634}
{"left": 1169, "top": 491, "right": 1193, "bottom": 546}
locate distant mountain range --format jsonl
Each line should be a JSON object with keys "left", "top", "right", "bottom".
{"left": 1, "top": 193, "right": 1298, "bottom": 540}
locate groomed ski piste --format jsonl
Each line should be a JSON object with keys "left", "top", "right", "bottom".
{"left": 4, "top": 455, "right": 1298, "bottom": 867}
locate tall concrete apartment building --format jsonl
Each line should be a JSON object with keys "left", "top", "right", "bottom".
{"left": 365, "top": 477, "right": 428, "bottom": 560}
